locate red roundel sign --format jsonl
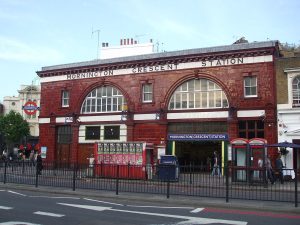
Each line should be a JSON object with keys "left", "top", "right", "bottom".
{"left": 22, "top": 101, "right": 39, "bottom": 115}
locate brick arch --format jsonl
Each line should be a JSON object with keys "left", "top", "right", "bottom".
{"left": 74, "top": 80, "right": 132, "bottom": 114}
{"left": 163, "top": 72, "right": 233, "bottom": 111}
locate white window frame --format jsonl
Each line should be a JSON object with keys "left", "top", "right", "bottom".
{"left": 62, "top": 90, "right": 70, "bottom": 107}
{"left": 292, "top": 76, "right": 300, "bottom": 107}
{"left": 81, "top": 86, "right": 126, "bottom": 114}
{"left": 168, "top": 79, "right": 228, "bottom": 110}
{"left": 244, "top": 76, "right": 257, "bottom": 97}
{"left": 142, "top": 83, "right": 153, "bottom": 103}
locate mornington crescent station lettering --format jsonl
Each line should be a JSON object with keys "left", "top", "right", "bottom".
{"left": 132, "top": 64, "right": 178, "bottom": 73}
{"left": 59, "top": 56, "right": 252, "bottom": 81}
{"left": 67, "top": 70, "right": 113, "bottom": 80}
{"left": 168, "top": 133, "right": 228, "bottom": 141}
{"left": 201, "top": 58, "right": 244, "bottom": 67}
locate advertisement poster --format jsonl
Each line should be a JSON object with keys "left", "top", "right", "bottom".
{"left": 41, "top": 146, "right": 47, "bottom": 159}
{"left": 95, "top": 142, "right": 145, "bottom": 165}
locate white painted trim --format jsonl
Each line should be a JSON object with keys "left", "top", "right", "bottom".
{"left": 167, "top": 111, "right": 228, "bottom": 120}
{"left": 78, "top": 124, "right": 127, "bottom": 143}
{"left": 38, "top": 118, "right": 50, "bottom": 124}
{"left": 40, "top": 55, "right": 273, "bottom": 83}
{"left": 237, "top": 110, "right": 265, "bottom": 118}
{"left": 284, "top": 67, "right": 300, "bottom": 73}
{"left": 79, "top": 115, "right": 121, "bottom": 122}
{"left": 278, "top": 108, "right": 300, "bottom": 114}
{"left": 134, "top": 114, "right": 156, "bottom": 120}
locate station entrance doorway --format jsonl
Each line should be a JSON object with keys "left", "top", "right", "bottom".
{"left": 175, "top": 141, "right": 221, "bottom": 167}
{"left": 167, "top": 133, "right": 229, "bottom": 174}
{"left": 167, "top": 122, "right": 228, "bottom": 170}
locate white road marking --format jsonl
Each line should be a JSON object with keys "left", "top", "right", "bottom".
{"left": 0, "top": 190, "right": 6, "bottom": 191}
{"left": 58, "top": 203, "right": 247, "bottom": 225}
{"left": 190, "top": 208, "right": 204, "bottom": 213}
{"left": 126, "top": 205, "right": 194, "bottom": 209}
{"left": 33, "top": 211, "right": 65, "bottom": 217}
{"left": 84, "top": 198, "right": 124, "bottom": 206}
{"left": 0, "top": 222, "right": 41, "bottom": 225}
{"left": 7, "top": 191, "right": 26, "bottom": 196}
{"left": 58, "top": 203, "right": 111, "bottom": 211}
{"left": 83, "top": 198, "right": 193, "bottom": 209}
{"left": 0, "top": 206, "right": 13, "bottom": 210}
{"left": 29, "top": 195, "right": 80, "bottom": 199}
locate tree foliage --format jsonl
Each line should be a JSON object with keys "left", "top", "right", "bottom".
{"left": 0, "top": 111, "right": 30, "bottom": 145}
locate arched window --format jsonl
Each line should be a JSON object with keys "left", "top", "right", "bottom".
{"left": 168, "top": 79, "right": 228, "bottom": 110}
{"left": 292, "top": 76, "right": 300, "bottom": 107}
{"left": 81, "top": 86, "right": 126, "bottom": 113}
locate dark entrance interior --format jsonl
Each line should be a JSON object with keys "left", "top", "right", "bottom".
{"left": 175, "top": 141, "right": 221, "bottom": 167}
{"left": 56, "top": 125, "right": 72, "bottom": 165}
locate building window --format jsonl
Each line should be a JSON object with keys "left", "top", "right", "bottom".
{"left": 142, "top": 83, "right": 153, "bottom": 103}
{"left": 85, "top": 126, "right": 100, "bottom": 140}
{"left": 62, "top": 90, "right": 69, "bottom": 107}
{"left": 57, "top": 125, "right": 72, "bottom": 143}
{"left": 168, "top": 79, "right": 228, "bottom": 110}
{"left": 104, "top": 126, "right": 120, "bottom": 140}
{"left": 292, "top": 76, "right": 300, "bottom": 107}
{"left": 244, "top": 76, "right": 257, "bottom": 97}
{"left": 238, "top": 120, "right": 264, "bottom": 139}
{"left": 81, "top": 86, "right": 126, "bottom": 113}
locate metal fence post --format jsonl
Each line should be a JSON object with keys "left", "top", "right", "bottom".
{"left": 189, "top": 162, "right": 192, "bottom": 185}
{"left": 35, "top": 165, "right": 39, "bottom": 188}
{"left": 22, "top": 160, "right": 25, "bottom": 174}
{"left": 72, "top": 164, "right": 76, "bottom": 191}
{"left": 4, "top": 161, "right": 7, "bottom": 184}
{"left": 295, "top": 168, "right": 298, "bottom": 207}
{"left": 116, "top": 165, "right": 119, "bottom": 195}
{"left": 166, "top": 167, "right": 170, "bottom": 199}
{"left": 226, "top": 165, "right": 229, "bottom": 203}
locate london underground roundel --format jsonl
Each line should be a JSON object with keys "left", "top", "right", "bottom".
{"left": 22, "top": 101, "right": 39, "bottom": 115}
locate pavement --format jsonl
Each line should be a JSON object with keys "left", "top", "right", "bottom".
{"left": 1, "top": 182, "right": 299, "bottom": 214}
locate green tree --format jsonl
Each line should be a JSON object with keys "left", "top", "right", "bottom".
{"left": 0, "top": 111, "right": 30, "bottom": 152}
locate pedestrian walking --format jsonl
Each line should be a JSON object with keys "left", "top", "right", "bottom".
{"left": 258, "top": 158, "right": 263, "bottom": 179}
{"left": 211, "top": 151, "right": 221, "bottom": 176}
{"left": 36, "top": 153, "right": 43, "bottom": 175}
{"left": 265, "top": 156, "right": 275, "bottom": 184}
{"left": 275, "top": 154, "right": 284, "bottom": 184}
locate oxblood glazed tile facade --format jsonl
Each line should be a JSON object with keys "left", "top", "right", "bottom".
{"left": 37, "top": 41, "right": 279, "bottom": 165}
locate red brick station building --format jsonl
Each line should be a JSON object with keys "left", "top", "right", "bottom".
{"left": 37, "top": 40, "right": 279, "bottom": 167}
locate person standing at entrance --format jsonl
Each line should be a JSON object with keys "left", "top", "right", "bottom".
{"left": 275, "top": 154, "right": 284, "bottom": 184}
{"left": 211, "top": 151, "right": 220, "bottom": 176}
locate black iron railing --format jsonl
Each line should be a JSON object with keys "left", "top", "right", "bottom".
{"left": 0, "top": 161, "right": 299, "bottom": 207}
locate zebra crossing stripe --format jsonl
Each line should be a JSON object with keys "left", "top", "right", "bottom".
{"left": 0, "top": 206, "right": 13, "bottom": 210}
{"left": 190, "top": 208, "right": 204, "bottom": 213}
{"left": 33, "top": 211, "right": 65, "bottom": 217}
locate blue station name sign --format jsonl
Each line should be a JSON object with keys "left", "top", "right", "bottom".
{"left": 168, "top": 133, "right": 228, "bottom": 141}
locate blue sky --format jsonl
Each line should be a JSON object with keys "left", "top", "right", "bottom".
{"left": 1, "top": 0, "right": 300, "bottom": 101}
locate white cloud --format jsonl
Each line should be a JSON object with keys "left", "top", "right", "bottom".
{"left": 0, "top": 36, "right": 63, "bottom": 63}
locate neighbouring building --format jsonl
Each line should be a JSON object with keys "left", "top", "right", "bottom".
{"left": 3, "top": 84, "right": 41, "bottom": 143}
{"left": 276, "top": 44, "right": 300, "bottom": 169}
{"left": 37, "top": 40, "right": 280, "bottom": 167}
